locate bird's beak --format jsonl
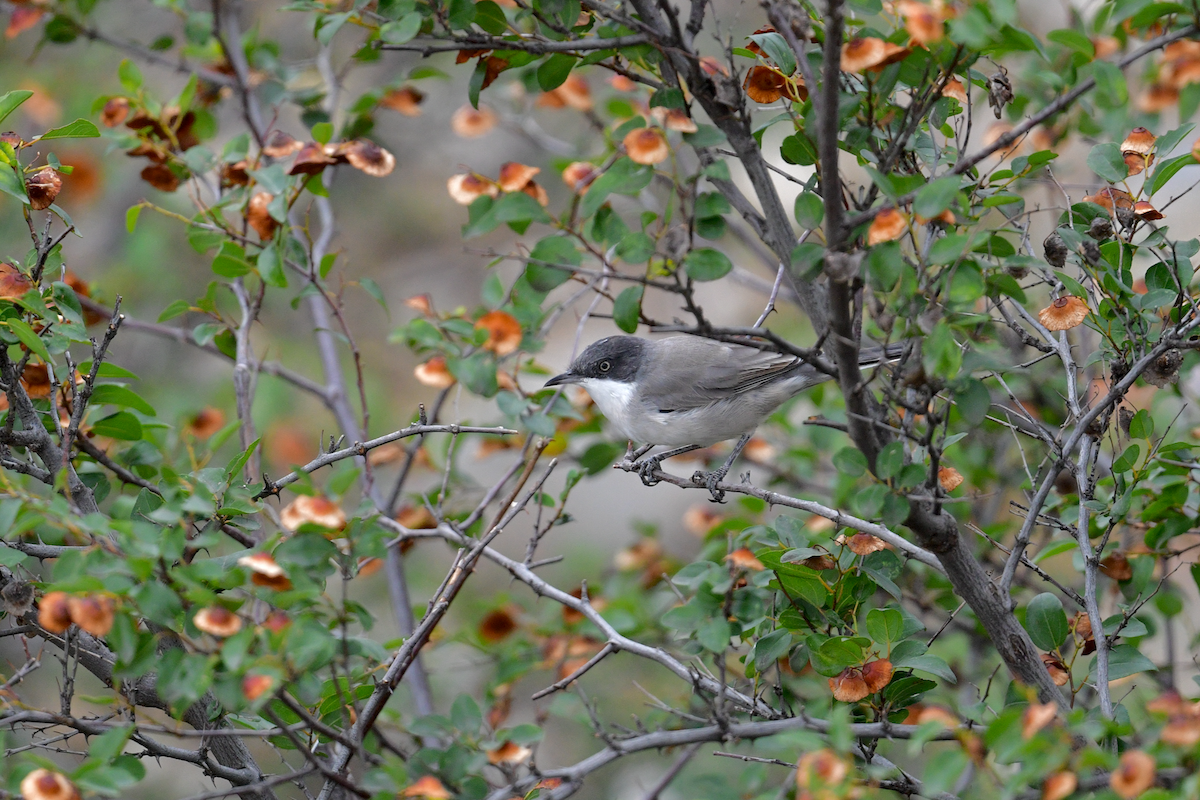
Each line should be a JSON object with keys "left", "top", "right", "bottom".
{"left": 545, "top": 370, "right": 581, "bottom": 387}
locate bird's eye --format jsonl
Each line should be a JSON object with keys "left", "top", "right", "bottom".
{"left": 598, "top": 360, "right": 612, "bottom": 373}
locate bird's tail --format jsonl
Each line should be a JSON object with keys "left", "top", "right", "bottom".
{"left": 858, "top": 340, "right": 913, "bottom": 370}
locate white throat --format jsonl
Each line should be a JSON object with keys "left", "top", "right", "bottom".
{"left": 578, "top": 378, "right": 638, "bottom": 440}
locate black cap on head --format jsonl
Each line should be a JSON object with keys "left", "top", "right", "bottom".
{"left": 545, "top": 336, "right": 645, "bottom": 386}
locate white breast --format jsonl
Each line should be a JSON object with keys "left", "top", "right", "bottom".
{"left": 578, "top": 378, "right": 640, "bottom": 441}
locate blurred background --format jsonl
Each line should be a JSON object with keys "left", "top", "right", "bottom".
{"left": 3, "top": 0, "right": 1200, "bottom": 795}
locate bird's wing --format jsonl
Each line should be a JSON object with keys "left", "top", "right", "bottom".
{"left": 635, "top": 337, "right": 800, "bottom": 412}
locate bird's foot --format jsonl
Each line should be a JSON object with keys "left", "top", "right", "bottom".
{"left": 691, "top": 467, "right": 729, "bottom": 503}
{"left": 636, "top": 457, "right": 664, "bottom": 486}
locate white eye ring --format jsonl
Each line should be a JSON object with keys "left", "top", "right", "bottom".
{"left": 598, "top": 360, "right": 611, "bottom": 372}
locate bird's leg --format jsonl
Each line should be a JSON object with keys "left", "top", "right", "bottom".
{"left": 629, "top": 443, "right": 656, "bottom": 462}
{"left": 634, "top": 444, "right": 702, "bottom": 486}
{"left": 692, "top": 433, "right": 752, "bottom": 503}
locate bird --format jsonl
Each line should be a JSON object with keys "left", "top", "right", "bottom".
{"left": 545, "top": 334, "right": 907, "bottom": 501}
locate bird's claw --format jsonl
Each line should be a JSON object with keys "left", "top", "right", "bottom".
{"left": 691, "top": 469, "right": 727, "bottom": 503}
{"left": 636, "top": 458, "right": 663, "bottom": 486}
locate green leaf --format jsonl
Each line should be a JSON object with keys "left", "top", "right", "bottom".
{"left": 4, "top": 318, "right": 50, "bottom": 362}
{"left": 794, "top": 192, "right": 824, "bottom": 230}
{"left": 615, "top": 231, "right": 655, "bottom": 263}
{"left": 694, "top": 192, "right": 731, "bottom": 219}
{"left": 954, "top": 378, "right": 990, "bottom": 425}
{"left": 580, "top": 158, "right": 653, "bottom": 218}
{"left": 1086, "top": 142, "right": 1126, "bottom": 183}
{"left": 809, "top": 636, "right": 867, "bottom": 677}
{"left": 780, "top": 133, "right": 818, "bottom": 166}
{"left": 450, "top": 693, "right": 483, "bottom": 734}
{"left": 865, "top": 607, "right": 904, "bottom": 645}
{"left": 257, "top": 242, "right": 287, "bottom": 288}
{"left": 311, "top": 122, "right": 333, "bottom": 145}
{"left": 0, "top": 91, "right": 34, "bottom": 127}
{"left": 359, "top": 276, "right": 388, "bottom": 312}
{"left": 683, "top": 248, "right": 732, "bottom": 281}
{"left": 448, "top": 352, "right": 498, "bottom": 397}
{"left": 212, "top": 242, "right": 251, "bottom": 278}
{"left": 1046, "top": 28, "right": 1094, "bottom": 59}
{"left": 875, "top": 441, "right": 905, "bottom": 480}
{"left": 1024, "top": 592, "right": 1069, "bottom": 651}
{"left": 1147, "top": 153, "right": 1196, "bottom": 196}
{"left": 537, "top": 53, "right": 576, "bottom": 91}
{"left": 90, "top": 384, "right": 157, "bottom": 416}
{"left": 1112, "top": 443, "right": 1140, "bottom": 474}
{"left": 90, "top": 411, "right": 143, "bottom": 440}
{"left": 37, "top": 119, "right": 101, "bottom": 141}
{"left": 1128, "top": 409, "right": 1153, "bottom": 439}
{"left": 526, "top": 236, "right": 581, "bottom": 291}
{"left": 380, "top": 12, "right": 423, "bottom": 44}
{"left": 697, "top": 616, "right": 732, "bottom": 652}
{"left": 0, "top": 168, "right": 28, "bottom": 204}
{"left": 125, "top": 205, "right": 142, "bottom": 233}
{"left": 892, "top": 652, "right": 957, "bottom": 683}
{"left": 753, "top": 629, "right": 792, "bottom": 671}
{"left": 157, "top": 299, "right": 191, "bottom": 322}
{"left": 748, "top": 31, "right": 796, "bottom": 76}
{"left": 1154, "top": 122, "right": 1195, "bottom": 158}
{"left": 1090, "top": 643, "right": 1156, "bottom": 681}
{"left": 612, "top": 285, "right": 643, "bottom": 333}
{"left": 474, "top": 0, "right": 508, "bottom": 34}
{"left": 86, "top": 724, "right": 135, "bottom": 762}
{"left": 914, "top": 175, "right": 960, "bottom": 219}
{"left": 648, "top": 88, "right": 686, "bottom": 109}
{"left": 833, "top": 446, "right": 867, "bottom": 477}
{"left": 118, "top": 59, "right": 144, "bottom": 92}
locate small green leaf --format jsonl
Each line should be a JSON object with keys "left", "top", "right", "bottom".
{"left": 683, "top": 248, "right": 732, "bottom": 281}
{"left": 4, "top": 318, "right": 50, "bottom": 362}
{"left": 914, "top": 175, "right": 961, "bottom": 219}
{"left": 225, "top": 437, "right": 261, "bottom": 482}
{"left": 380, "top": 12, "right": 423, "bottom": 44}
{"left": 311, "top": 122, "right": 333, "bottom": 145}
{"left": 833, "top": 447, "right": 867, "bottom": 477}
{"left": 612, "top": 285, "right": 643, "bottom": 333}
{"left": 954, "top": 378, "right": 990, "bottom": 426}
{"left": 474, "top": 0, "right": 508, "bottom": 34}
{"left": 158, "top": 299, "right": 191, "bottom": 322}
{"left": 125, "top": 205, "right": 142, "bottom": 233}
{"left": 526, "top": 236, "right": 581, "bottom": 291}
{"left": 793, "top": 192, "right": 824, "bottom": 230}
{"left": 90, "top": 411, "right": 143, "bottom": 440}
{"left": 0, "top": 91, "right": 34, "bottom": 127}
{"left": 537, "top": 53, "right": 575, "bottom": 91}
{"left": 865, "top": 608, "right": 904, "bottom": 645}
{"left": 359, "top": 277, "right": 388, "bottom": 312}
{"left": 256, "top": 242, "right": 287, "bottom": 288}
{"left": 892, "top": 652, "right": 957, "bottom": 683}
{"left": 118, "top": 59, "right": 144, "bottom": 92}
{"left": 37, "top": 119, "right": 101, "bottom": 141}
{"left": 1128, "top": 409, "right": 1153, "bottom": 439}
{"left": 90, "top": 384, "right": 157, "bottom": 416}
{"left": 1046, "top": 28, "right": 1094, "bottom": 59}
{"left": 875, "top": 441, "right": 905, "bottom": 480}
{"left": 748, "top": 31, "right": 797, "bottom": 76}
{"left": 809, "top": 636, "right": 866, "bottom": 677}
{"left": 1024, "top": 592, "right": 1069, "bottom": 651}
{"left": 753, "top": 629, "right": 792, "bottom": 671}
{"left": 1090, "top": 643, "right": 1156, "bottom": 681}
{"left": 212, "top": 242, "right": 250, "bottom": 278}
{"left": 1086, "top": 142, "right": 1126, "bottom": 183}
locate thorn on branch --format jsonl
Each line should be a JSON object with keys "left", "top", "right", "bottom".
{"left": 254, "top": 474, "right": 282, "bottom": 501}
